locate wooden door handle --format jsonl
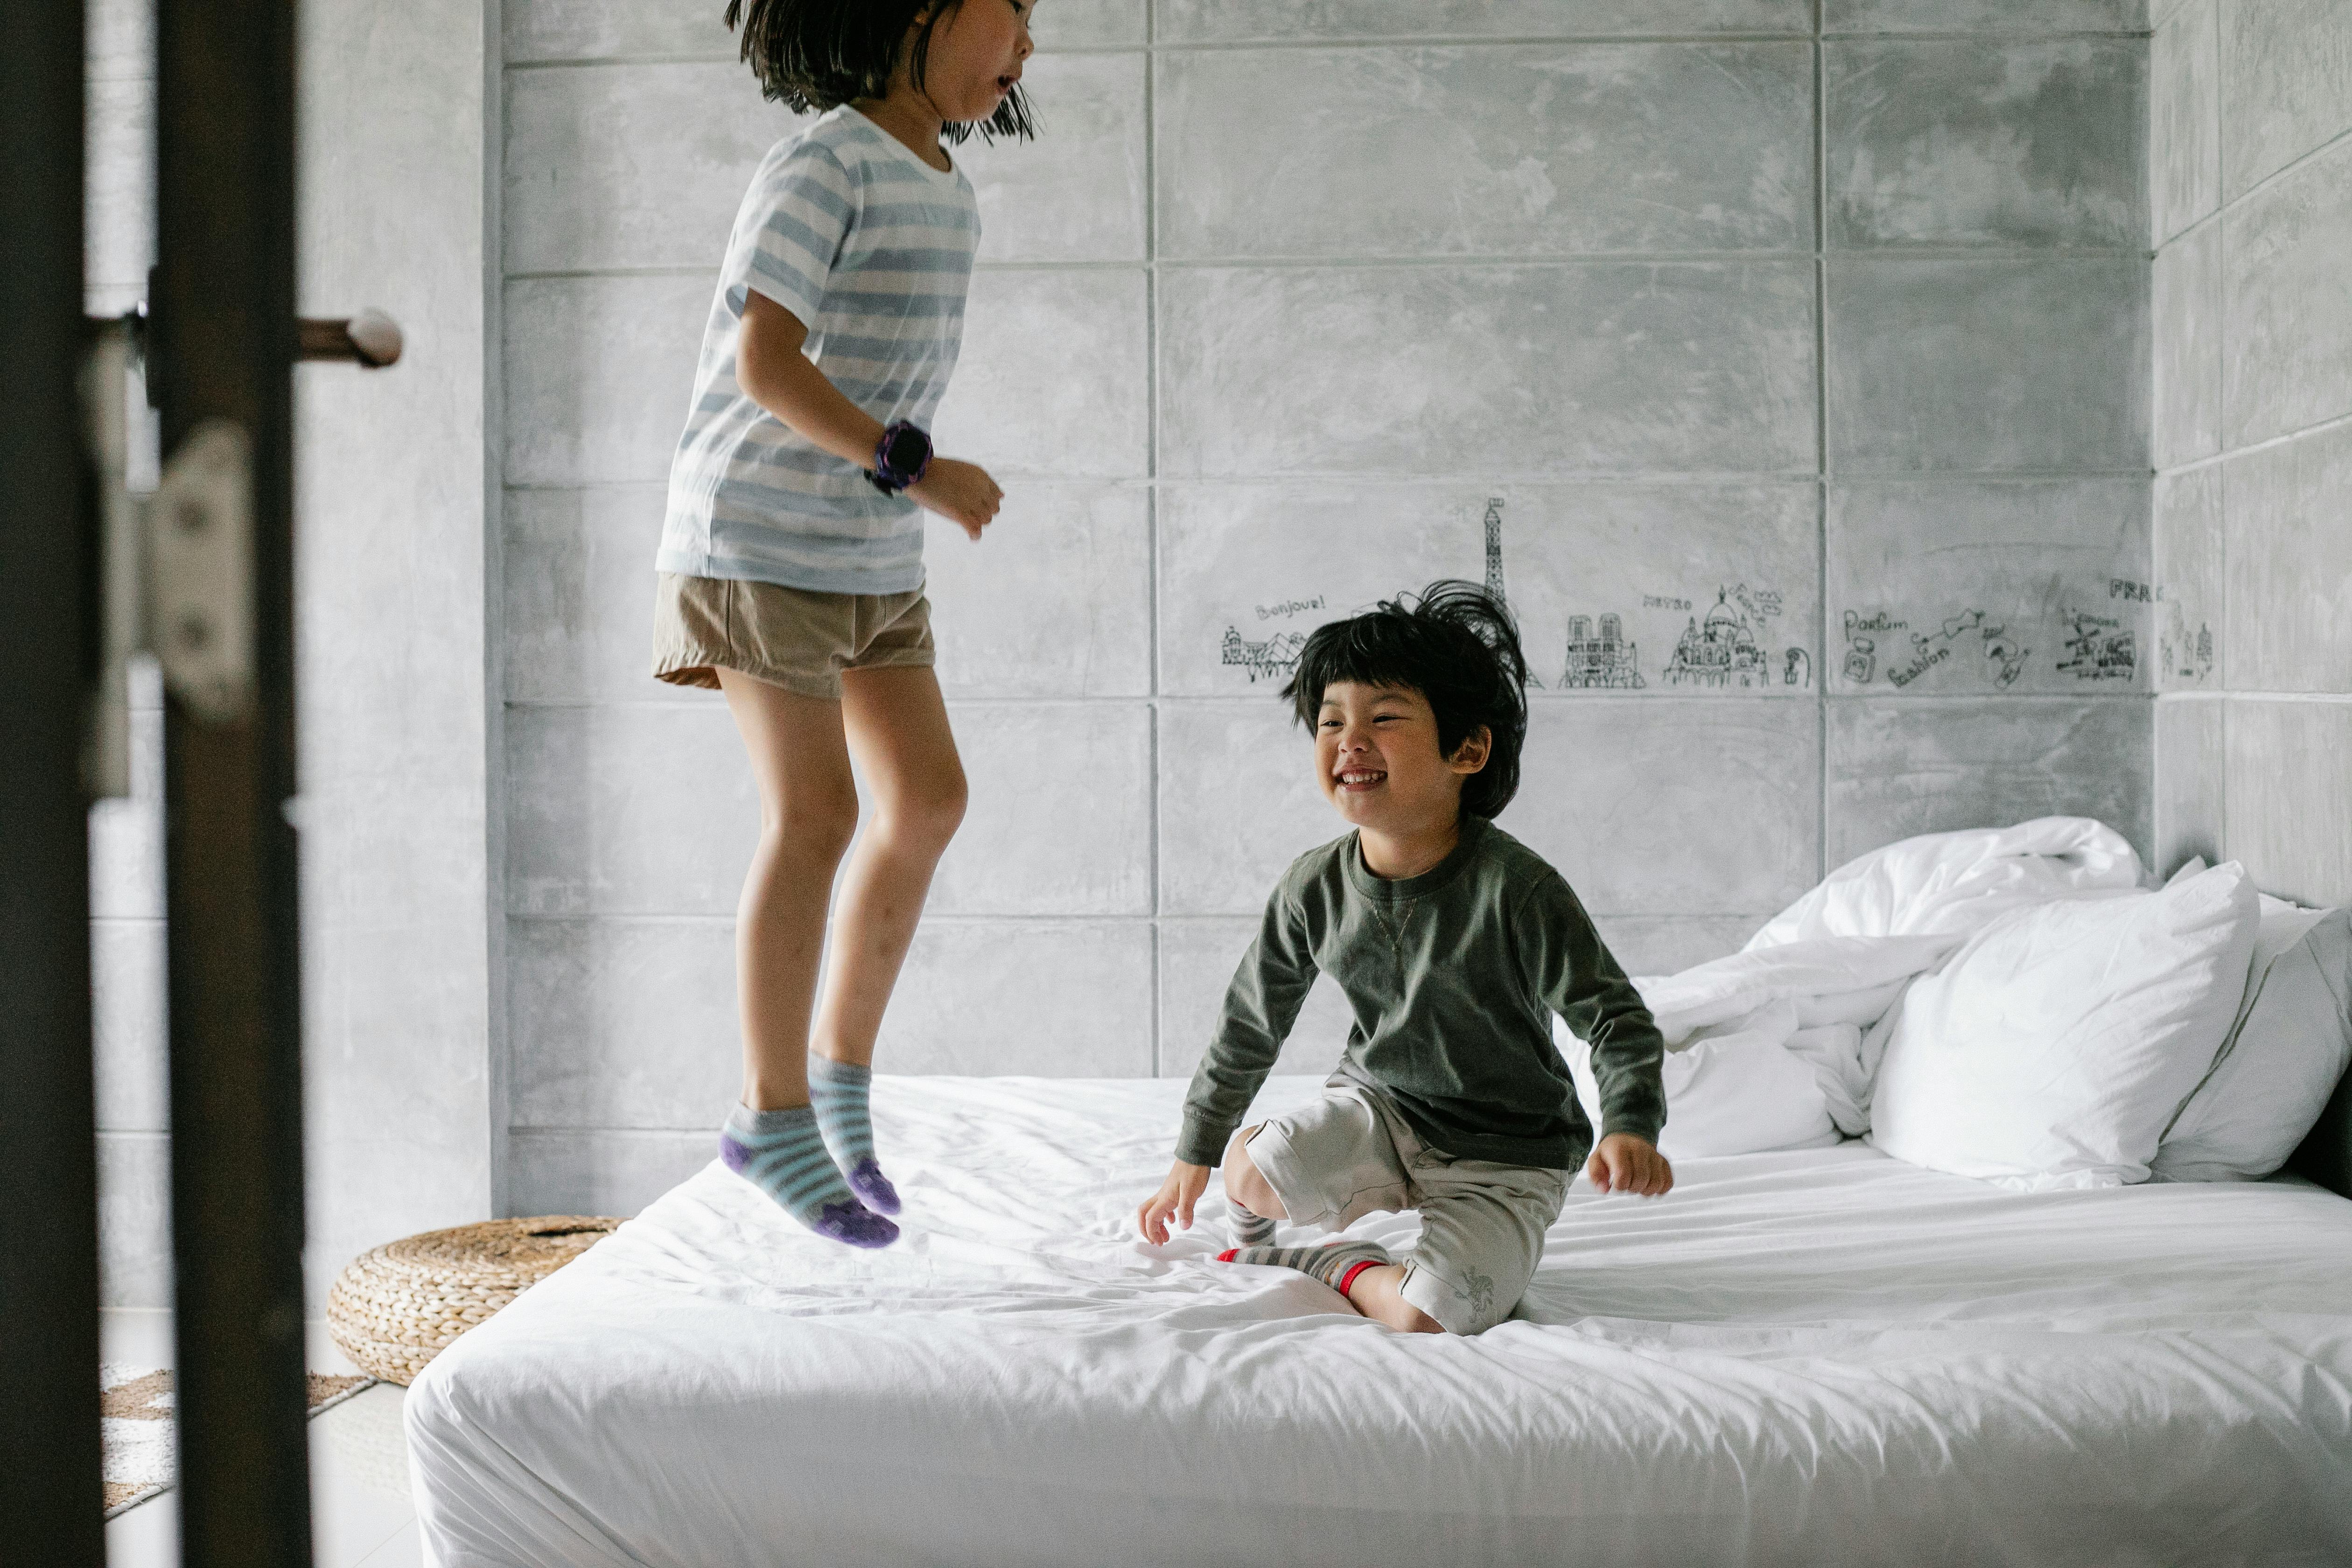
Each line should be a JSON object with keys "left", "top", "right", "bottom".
{"left": 296, "top": 308, "right": 402, "bottom": 367}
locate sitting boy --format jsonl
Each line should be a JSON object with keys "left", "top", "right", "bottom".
{"left": 1137, "top": 581, "right": 1672, "bottom": 1335}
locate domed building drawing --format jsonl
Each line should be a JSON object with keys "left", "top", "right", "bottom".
{"left": 1663, "top": 591, "right": 1772, "bottom": 688}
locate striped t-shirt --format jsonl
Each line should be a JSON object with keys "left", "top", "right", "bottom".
{"left": 657, "top": 106, "right": 980, "bottom": 595}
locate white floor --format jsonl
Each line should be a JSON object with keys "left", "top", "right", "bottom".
{"left": 101, "top": 1310, "right": 422, "bottom": 1568}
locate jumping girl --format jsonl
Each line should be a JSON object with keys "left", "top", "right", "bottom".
{"left": 649, "top": 0, "right": 1037, "bottom": 1246}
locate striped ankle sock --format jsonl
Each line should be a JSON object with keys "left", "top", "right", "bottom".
{"left": 1228, "top": 1205, "right": 1277, "bottom": 1248}
{"left": 1215, "top": 1240, "right": 1392, "bottom": 1299}
{"left": 807, "top": 1056, "right": 899, "bottom": 1216}
{"left": 719, "top": 1103, "right": 896, "bottom": 1249}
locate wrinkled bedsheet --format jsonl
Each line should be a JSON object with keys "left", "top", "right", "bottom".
{"left": 410, "top": 1074, "right": 2352, "bottom": 1568}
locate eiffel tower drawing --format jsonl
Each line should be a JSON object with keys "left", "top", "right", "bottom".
{"left": 1480, "top": 497, "right": 1541, "bottom": 688}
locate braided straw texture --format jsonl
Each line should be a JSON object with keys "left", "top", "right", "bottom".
{"left": 327, "top": 1217, "right": 622, "bottom": 1385}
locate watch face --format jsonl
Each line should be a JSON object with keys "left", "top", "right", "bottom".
{"left": 884, "top": 427, "right": 931, "bottom": 472}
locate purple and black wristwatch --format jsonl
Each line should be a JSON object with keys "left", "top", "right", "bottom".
{"left": 864, "top": 420, "right": 933, "bottom": 495}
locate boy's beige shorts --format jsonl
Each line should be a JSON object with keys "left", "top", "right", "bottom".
{"left": 1245, "top": 1081, "right": 1573, "bottom": 1336}
{"left": 650, "top": 572, "right": 934, "bottom": 701}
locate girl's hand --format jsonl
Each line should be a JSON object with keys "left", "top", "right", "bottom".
{"left": 907, "top": 458, "right": 1002, "bottom": 540}
{"left": 1587, "top": 1134, "right": 1673, "bottom": 1197}
{"left": 1136, "top": 1162, "right": 1212, "bottom": 1245}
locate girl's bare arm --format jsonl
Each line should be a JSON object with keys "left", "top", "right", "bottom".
{"left": 736, "top": 291, "right": 1001, "bottom": 538}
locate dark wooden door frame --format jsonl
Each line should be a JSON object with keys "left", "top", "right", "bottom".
{"left": 0, "top": 0, "right": 107, "bottom": 1561}
{"left": 152, "top": 0, "right": 319, "bottom": 1560}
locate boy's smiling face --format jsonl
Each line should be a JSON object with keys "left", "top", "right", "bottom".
{"left": 1314, "top": 680, "right": 1491, "bottom": 839}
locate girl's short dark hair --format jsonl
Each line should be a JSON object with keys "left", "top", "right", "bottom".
{"left": 1281, "top": 581, "right": 1531, "bottom": 821}
{"left": 725, "top": 0, "right": 1035, "bottom": 144}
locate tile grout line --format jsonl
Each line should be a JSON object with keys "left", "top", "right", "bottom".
{"left": 1144, "top": 0, "right": 1162, "bottom": 1080}
{"left": 501, "top": 469, "right": 2163, "bottom": 493}
{"left": 504, "top": 248, "right": 2148, "bottom": 282}
{"left": 2155, "top": 406, "right": 2352, "bottom": 481}
{"left": 2153, "top": 112, "right": 2352, "bottom": 252}
{"left": 499, "top": 30, "right": 2153, "bottom": 71}
{"left": 1813, "top": 0, "right": 1831, "bottom": 886}
{"left": 504, "top": 691, "right": 2163, "bottom": 712}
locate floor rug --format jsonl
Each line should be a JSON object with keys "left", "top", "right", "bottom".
{"left": 101, "top": 1365, "right": 376, "bottom": 1516}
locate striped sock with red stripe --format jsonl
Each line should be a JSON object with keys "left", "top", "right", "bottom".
{"left": 1214, "top": 1240, "right": 1392, "bottom": 1301}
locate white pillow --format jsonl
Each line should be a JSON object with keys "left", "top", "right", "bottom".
{"left": 1559, "top": 1006, "right": 1839, "bottom": 1160}
{"left": 1869, "top": 861, "right": 2260, "bottom": 1191}
{"left": 2152, "top": 906, "right": 2352, "bottom": 1182}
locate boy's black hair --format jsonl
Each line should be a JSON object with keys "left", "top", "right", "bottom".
{"left": 1281, "top": 581, "right": 1531, "bottom": 822}
{"left": 726, "top": 0, "right": 1036, "bottom": 145}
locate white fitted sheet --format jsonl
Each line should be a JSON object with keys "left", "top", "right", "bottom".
{"left": 409, "top": 1075, "right": 2352, "bottom": 1568}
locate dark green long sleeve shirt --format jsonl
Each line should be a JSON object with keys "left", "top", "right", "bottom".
{"left": 1178, "top": 818, "right": 1667, "bottom": 1171}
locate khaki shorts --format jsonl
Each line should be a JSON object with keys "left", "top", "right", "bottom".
{"left": 1245, "top": 1083, "right": 1571, "bottom": 1335}
{"left": 650, "top": 573, "right": 934, "bottom": 701}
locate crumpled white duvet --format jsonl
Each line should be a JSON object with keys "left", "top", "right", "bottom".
{"left": 1563, "top": 818, "right": 2154, "bottom": 1146}
{"left": 409, "top": 1073, "right": 2352, "bottom": 1568}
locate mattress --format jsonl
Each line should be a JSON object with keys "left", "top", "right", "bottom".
{"left": 409, "top": 1075, "right": 2352, "bottom": 1567}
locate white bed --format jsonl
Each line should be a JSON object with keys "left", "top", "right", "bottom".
{"left": 409, "top": 1073, "right": 2352, "bottom": 1567}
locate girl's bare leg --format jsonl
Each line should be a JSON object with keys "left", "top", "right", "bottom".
{"left": 716, "top": 668, "right": 859, "bottom": 1112}
{"left": 810, "top": 665, "right": 967, "bottom": 1067}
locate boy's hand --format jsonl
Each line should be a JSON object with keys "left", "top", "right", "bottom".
{"left": 1587, "top": 1134, "right": 1673, "bottom": 1197}
{"left": 906, "top": 458, "right": 1001, "bottom": 540}
{"left": 1136, "top": 1162, "right": 1211, "bottom": 1245}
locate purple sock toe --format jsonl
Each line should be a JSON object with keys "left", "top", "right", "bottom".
{"left": 847, "top": 1157, "right": 901, "bottom": 1216}
{"left": 816, "top": 1200, "right": 899, "bottom": 1249}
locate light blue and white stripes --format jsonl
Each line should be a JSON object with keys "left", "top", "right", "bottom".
{"left": 658, "top": 106, "right": 980, "bottom": 596}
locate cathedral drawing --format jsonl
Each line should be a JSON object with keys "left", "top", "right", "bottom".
{"left": 1559, "top": 614, "right": 1644, "bottom": 688}
{"left": 1662, "top": 591, "right": 1773, "bottom": 688}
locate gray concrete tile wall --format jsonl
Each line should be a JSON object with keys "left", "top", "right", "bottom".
{"left": 1155, "top": 1, "right": 1812, "bottom": 43}
{"left": 1826, "top": 257, "right": 2147, "bottom": 472}
{"left": 2223, "top": 420, "right": 2352, "bottom": 694}
{"left": 495, "top": 5, "right": 2156, "bottom": 1212}
{"left": 2150, "top": 0, "right": 2220, "bottom": 244}
{"left": 507, "top": 1129, "right": 714, "bottom": 1220}
{"left": 2153, "top": 696, "right": 2224, "bottom": 875}
{"left": 1827, "top": 39, "right": 2144, "bottom": 251}
{"left": 1827, "top": 480, "right": 2149, "bottom": 697}
{"left": 2152, "top": 0, "right": 2352, "bottom": 909}
{"left": 1160, "top": 263, "right": 1818, "bottom": 477}
{"left": 2150, "top": 217, "right": 2221, "bottom": 466}
{"left": 504, "top": 0, "right": 1146, "bottom": 63}
{"left": 1155, "top": 44, "right": 1812, "bottom": 259}
{"left": 934, "top": 268, "right": 1150, "bottom": 476}
{"left": 2217, "top": 0, "right": 2352, "bottom": 202}
{"left": 2224, "top": 701, "right": 2352, "bottom": 909}
{"left": 1825, "top": 0, "right": 2146, "bottom": 32}
{"left": 2153, "top": 465, "right": 2223, "bottom": 691}
{"left": 1825, "top": 697, "right": 2151, "bottom": 869}
{"left": 2221, "top": 137, "right": 2352, "bottom": 450}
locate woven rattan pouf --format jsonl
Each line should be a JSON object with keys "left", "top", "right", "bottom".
{"left": 328, "top": 1216, "right": 623, "bottom": 1385}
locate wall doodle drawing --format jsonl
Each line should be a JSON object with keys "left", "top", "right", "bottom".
{"left": 1663, "top": 591, "right": 1774, "bottom": 688}
{"left": 1214, "top": 496, "right": 1542, "bottom": 686}
{"left": 1843, "top": 608, "right": 2026, "bottom": 688}
{"left": 2159, "top": 598, "right": 2214, "bottom": 682}
{"left": 1221, "top": 626, "right": 1308, "bottom": 683}
{"left": 1840, "top": 610, "right": 1904, "bottom": 683}
{"left": 1559, "top": 613, "right": 1645, "bottom": 688}
{"left": 2055, "top": 608, "right": 2136, "bottom": 682}
{"left": 1784, "top": 648, "right": 1811, "bottom": 687}
{"left": 1883, "top": 610, "right": 2030, "bottom": 690}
